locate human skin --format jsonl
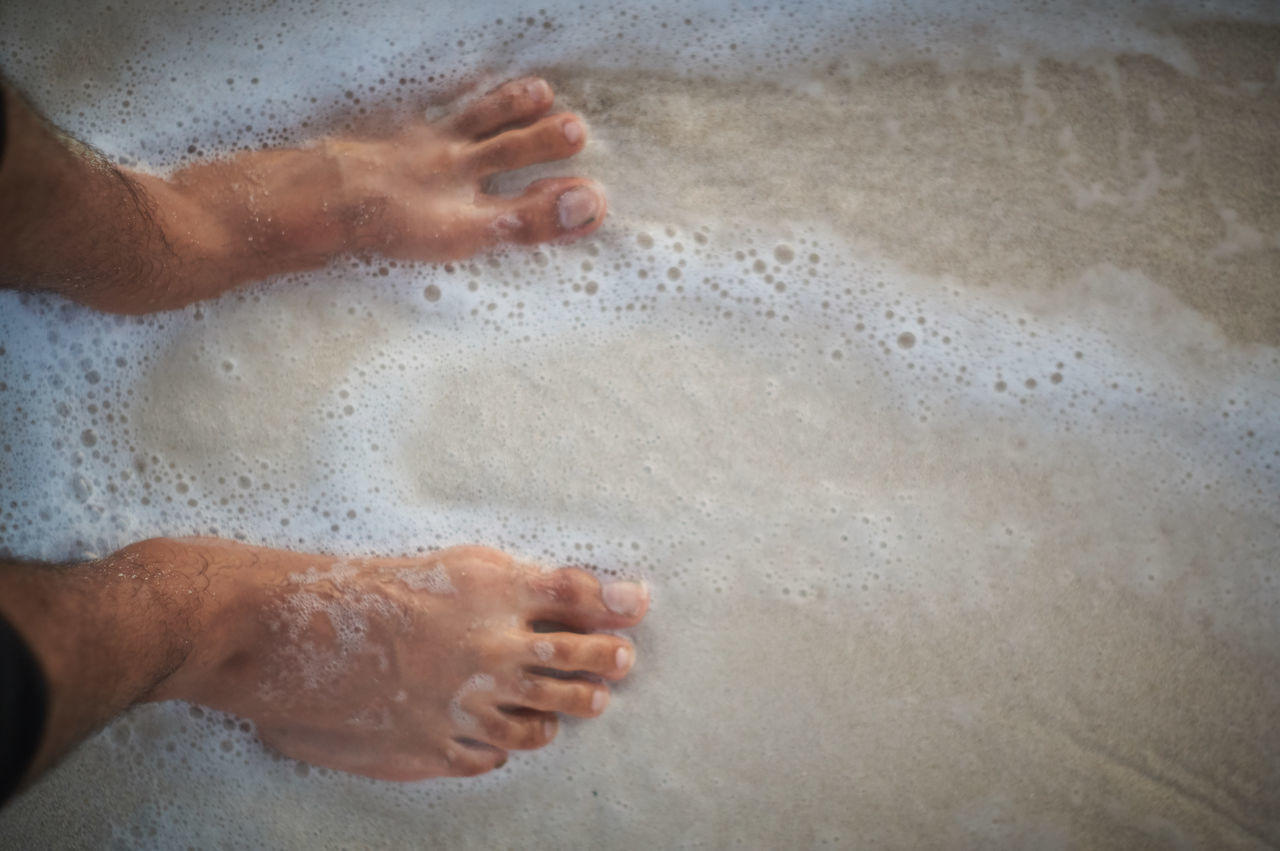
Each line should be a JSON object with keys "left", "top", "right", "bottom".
{"left": 0, "top": 540, "right": 648, "bottom": 783}
{"left": 0, "top": 76, "right": 644, "bottom": 789}
{"left": 0, "top": 75, "right": 607, "bottom": 312}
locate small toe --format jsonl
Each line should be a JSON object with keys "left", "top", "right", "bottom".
{"left": 446, "top": 739, "right": 509, "bottom": 777}
{"left": 450, "top": 77, "right": 554, "bottom": 138}
{"left": 464, "top": 113, "right": 586, "bottom": 177}
{"left": 526, "top": 633, "right": 635, "bottom": 680}
{"left": 522, "top": 565, "right": 647, "bottom": 629}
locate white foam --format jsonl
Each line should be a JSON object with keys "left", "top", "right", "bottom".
{"left": 397, "top": 562, "right": 458, "bottom": 595}
{"left": 1, "top": 0, "right": 1278, "bottom": 847}
{"left": 448, "top": 673, "right": 497, "bottom": 730}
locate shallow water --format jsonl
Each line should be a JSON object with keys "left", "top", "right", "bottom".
{"left": 1, "top": 0, "right": 1278, "bottom": 847}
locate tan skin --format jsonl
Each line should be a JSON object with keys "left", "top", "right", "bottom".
{"left": 2, "top": 540, "right": 648, "bottom": 782}
{"left": 0, "top": 77, "right": 646, "bottom": 787}
{"left": 0, "top": 76, "right": 606, "bottom": 312}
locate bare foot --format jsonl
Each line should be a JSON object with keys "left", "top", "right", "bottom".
{"left": 127, "top": 77, "right": 605, "bottom": 312}
{"left": 148, "top": 539, "right": 648, "bottom": 780}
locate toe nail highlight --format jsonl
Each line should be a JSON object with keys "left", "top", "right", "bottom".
{"left": 563, "top": 118, "right": 584, "bottom": 145}
{"left": 602, "top": 581, "right": 646, "bottom": 616}
{"left": 557, "top": 186, "right": 601, "bottom": 231}
{"left": 526, "top": 79, "right": 551, "bottom": 105}
{"left": 591, "top": 690, "right": 609, "bottom": 713}
{"left": 616, "top": 646, "right": 633, "bottom": 672}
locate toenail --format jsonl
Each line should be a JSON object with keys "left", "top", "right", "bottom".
{"left": 616, "top": 646, "right": 633, "bottom": 672}
{"left": 557, "top": 186, "right": 601, "bottom": 231}
{"left": 562, "top": 118, "right": 584, "bottom": 145}
{"left": 526, "top": 79, "right": 551, "bottom": 105}
{"left": 602, "top": 580, "right": 646, "bottom": 616}
{"left": 591, "top": 690, "right": 609, "bottom": 713}
{"left": 544, "top": 719, "right": 556, "bottom": 739}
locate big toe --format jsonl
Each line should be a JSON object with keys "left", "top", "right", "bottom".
{"left": 522, "top": 566, "right": 648, "bottom": 630}
{"left": 484, "top": 179, "right": 607, "bottom": 245}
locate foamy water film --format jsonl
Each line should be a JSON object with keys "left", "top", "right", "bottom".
{"left": 1, "top": 0, "right": 1278, "bottom": 847}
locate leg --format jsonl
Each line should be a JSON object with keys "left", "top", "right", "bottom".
{"left": 0, "top": 76, "right": 606, "bottom": 313}
{"left": 0, "top": 538, "right": 649, "bottom": 787}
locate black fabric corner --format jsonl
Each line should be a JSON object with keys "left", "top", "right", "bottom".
{"left": 0, "top": 85, "right": 7, "bottom": 168}
{"left": 0, "top": 614, "right": 47, "bottom": 807}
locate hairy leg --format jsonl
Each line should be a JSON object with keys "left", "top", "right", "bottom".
{"left": 0, "top": 537, "right": 648, "bottom": 785}
{"left": 0, "top": 77, "right": 606, "bottom": 313}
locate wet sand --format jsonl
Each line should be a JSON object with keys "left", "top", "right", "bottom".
{"left": 0, "top": 1, "right": 1277, "bottom": 847}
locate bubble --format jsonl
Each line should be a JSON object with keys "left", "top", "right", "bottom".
{"left": 70, "top": 476, "right": 93, "bottom": 503}
{"left": 2, "top": 2, "right": 1278, "bottom": 848}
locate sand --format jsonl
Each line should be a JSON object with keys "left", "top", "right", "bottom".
{"left": 0, "top": 0, "right": 1277, "bottom": 847}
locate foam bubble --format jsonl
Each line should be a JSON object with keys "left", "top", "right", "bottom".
{"left": 396, "top": 563, "right": 458, "bottom": 595}
{"left": 1, "top": 0, "right": 1278, "bottom": 848}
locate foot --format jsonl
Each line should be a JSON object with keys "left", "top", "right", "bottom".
{"left": 317, "top": 75, "right": 607, "bottom": 260}
{"left": 130, "top": 77, "right": 605, "bottom": 311}
{"left": 149, "top": 539, "right": 648, "bottom": 780}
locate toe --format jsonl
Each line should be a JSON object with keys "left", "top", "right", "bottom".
{"left": 464, "top": 112, "right": 587, "bottom": 177}
{"left": 481, "top": 711, "right": 558, "bottom": 751}
{"left": 522, "top": 565, "right": 647, "bottom": 629}
{"left": 516, "top": 677, "right": 611, "bottom": 718}
{"left": 450, "top": 77, "right": 554, "bottom": 138}
{"left": 446, "top": 740, "right": 509, "bottom": 777}
{"left": 480, "top": 178, "right": 607, "bottom": 246}
{"left": 527, "top": 633, "right": 635, "bottom": 680}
